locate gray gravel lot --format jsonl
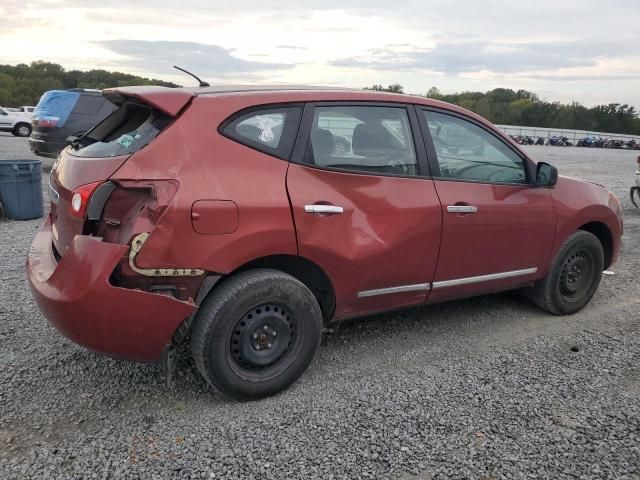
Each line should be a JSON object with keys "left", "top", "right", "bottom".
{"left": 1, "top": 135, "right": 639, "bottom": 479}
{"left": 0, "top": 132, "right": 48, "bottom": 164}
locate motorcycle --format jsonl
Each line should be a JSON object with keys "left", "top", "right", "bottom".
{"left": 547, "top": 136, "right": 571, "bottom": 146}
{"left": 631, "top": 155, "right": 640, "bottom": 208}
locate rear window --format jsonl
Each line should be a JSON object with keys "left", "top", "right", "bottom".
{"left": 69, "top": 102, "right": 170, "bottom": 158}
{"left": 221, "top": 106, "right": 302, "bottom": 160}
{"left": 34, "top": 90, "right": 81, "bottom": 127}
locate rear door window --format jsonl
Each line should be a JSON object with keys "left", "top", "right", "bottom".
{"left": 306, "top": 105, "right": 418, "bottom": 176}
{"left": 70, "top": 102, "right": 170, "bottom": 158}
{"left": 222, "top": 106, "right": 302, "bottom": 160}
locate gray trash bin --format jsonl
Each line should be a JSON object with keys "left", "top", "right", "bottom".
{"left": 0, "top": 160, "right": 44, "bottom": 220}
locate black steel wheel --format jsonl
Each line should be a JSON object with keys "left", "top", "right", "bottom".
{"left": 558, "top": 249, "right": 597, "bottom": 303}
{"left": 191, "top": 269, "right": 323, "bottom": 400}
{"left": 228, "top": 303, "right": 297, "bottom": 376}
{"left": 527, "top": 231, "right": 604, "bottom": 315}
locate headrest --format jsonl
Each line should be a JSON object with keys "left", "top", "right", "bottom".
{"left": 352, "top": 122, "right": 395, "bottom": 157}
{"left": 311, "top": 128, "right": 333, "bottom": 161}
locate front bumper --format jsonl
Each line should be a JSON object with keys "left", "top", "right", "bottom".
{"left": 27, "top": 219, "right": 197, "bottom": 362}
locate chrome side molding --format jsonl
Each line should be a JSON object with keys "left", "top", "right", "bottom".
{"left": 357, "top": 283, "right": 430, "bottom": 298}
{"left": 357, "top": 268, "right": 538, "bottom": 298}
{"left": 432, "top": 268, "right": 538, "bottom": 289}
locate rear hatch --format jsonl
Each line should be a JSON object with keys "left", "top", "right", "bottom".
{"left": 32, "top": 90, "right": 81, "bottom": 135}
{"left": 49, "top": 87, "right": 194, "bottom": 257}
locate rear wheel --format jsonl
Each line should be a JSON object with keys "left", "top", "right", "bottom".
{"left": 528, "top": 231, "right": 604, "bottom": 315}
{"left": 13, "top": 123, "right": 32, "bottom": 137}
{"left": 191, "top": 269, "right": 323, "bottom": 400}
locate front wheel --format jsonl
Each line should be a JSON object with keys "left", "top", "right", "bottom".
{"left": 527, "top": 231, "right": 604, "bottom": 315}
{"left": 191, "top": 269, "right": 323, "bottom": 401}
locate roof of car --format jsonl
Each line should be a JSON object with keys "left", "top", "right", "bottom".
{"left": 105, "top": 84, "right": 436, "bottom": 105}
{"left": 103, "top": 84, "right": 506, "bottom": 138}
{"left": 192, "top": 84, "right": 366, "bottom": 95}
{"left": 192, "top": 84, "right": 426, "bottom": 102}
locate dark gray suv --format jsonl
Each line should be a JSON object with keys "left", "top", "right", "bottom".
{"left": 29, "top": 89, "right": 116, "bottom": 158}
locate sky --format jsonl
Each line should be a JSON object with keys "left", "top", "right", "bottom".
{"left": 1, "top": 0, "right": 639, "bottom": 107}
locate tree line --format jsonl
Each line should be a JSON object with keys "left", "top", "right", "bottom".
{"left": 0, "top": 61, "right": 179, "bottom": 107}
{"left": 368, "top": 84, "right": 640, "bottom": 136}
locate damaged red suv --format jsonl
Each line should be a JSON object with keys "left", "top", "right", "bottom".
{"left": 28, "top": 86, "right": 623, "bottom": 400}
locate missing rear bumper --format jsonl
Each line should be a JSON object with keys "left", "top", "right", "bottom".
{"left": 129, "top": 232, "right": 205, "bottom": 277}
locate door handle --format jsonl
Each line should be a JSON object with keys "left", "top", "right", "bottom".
{"left": 304, "top": 204, "right": 344, "bottom": 214}
{"left": 447, "top": 205, "right": 478, "bottom": 213}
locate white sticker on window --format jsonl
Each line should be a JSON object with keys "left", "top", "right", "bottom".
{"left": 256, "top": 116, "right": 276, "bottom": 143}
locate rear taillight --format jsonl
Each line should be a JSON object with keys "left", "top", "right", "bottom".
{"left": 35, "top": 116, "right": 59, "bottom": 128}
{"left": 69, "top": 181, "right": 102, "bottom": 218}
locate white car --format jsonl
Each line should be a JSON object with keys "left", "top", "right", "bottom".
{"left": 632, "top": 155, "right": 640, "bottom": 207}
{"left": 0, "top": 106, "right": 32, "bottom": 137}
{"left": 19, "top": 106, "right": 36, "bottom": 116}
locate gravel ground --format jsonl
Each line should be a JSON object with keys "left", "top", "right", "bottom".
{"left": 0, "top": 132, "right": 49, "bottom": 164}
{"left": 1, "top": 137, "right": 639, "bottom": 479}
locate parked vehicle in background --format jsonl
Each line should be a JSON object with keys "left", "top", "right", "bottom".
{"left": 29, "top": 89, "right": 116, "bottom": 158}
{"left": 27, "top": 85, "right": 623, "bottom": 400}
{"left": 632, "top": 156, "right": 640, "bottom": 207}
{"left": 20, "top": 106, "right": 36, "bottom": 114}
{"left": 547, "top": 136, "right": 571, "bottom": 147}
{"left": 0, "top": 106, "right": 33, "bottom": 137}
{"left": 578, "top": 136, "right": 597, "bottom": 147}
{"left": 3, "top": 106, "right": 35, "bottom": 116}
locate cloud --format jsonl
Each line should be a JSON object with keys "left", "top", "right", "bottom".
{"left": 3, "top": 0, "right": 640, "bottom": 106}
{"left": 528, "top": 74, "right": 640, "bottom": 82}
{"left": 331, "top": 39, "right": 639, "bottom": 76}
{"left": 277, "top": 45, "right": 308, "bottom": 50}
{"left": 98, "top": 40, "right": 294, "bottom": 77}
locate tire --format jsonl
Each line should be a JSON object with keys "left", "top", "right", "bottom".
{"left": 528, "top": 231, "right": 604, "bottom": 315}
{"left": 13, "top": 123, "right": 32, "bottom": 137}
{"left": 191, "top": 268, "right": 323, "bottom": 401}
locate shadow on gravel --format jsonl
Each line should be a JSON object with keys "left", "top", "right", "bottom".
{"left": 64, "top": 291, "right": 552, "bottom": 404}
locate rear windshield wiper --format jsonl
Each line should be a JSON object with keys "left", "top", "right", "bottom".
{"left": 66, "top": 134, "right": 94, "bottom": 150}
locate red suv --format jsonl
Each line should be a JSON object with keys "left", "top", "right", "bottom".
{"left": 27, "top": 86, "right": 623, "bottom": 400}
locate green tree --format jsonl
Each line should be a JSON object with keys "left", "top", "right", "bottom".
{"left": 0, "top": 60, "right": 179, "bottom": 107}
{"left": 422, "top": 86, "right": 640, "bottom": 135}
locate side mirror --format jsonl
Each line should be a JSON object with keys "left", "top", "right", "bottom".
{"left": 536, "top": 162, "right": 558, "bottom": 187}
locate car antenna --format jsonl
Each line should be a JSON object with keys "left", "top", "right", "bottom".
{"left": 172, "top": 65, "right": 210, "bottom": 87}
